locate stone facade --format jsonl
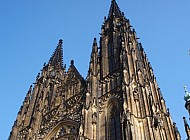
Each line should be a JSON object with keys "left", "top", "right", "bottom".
{"left": 9, "top": 0, "right": 181, "bottom": 140}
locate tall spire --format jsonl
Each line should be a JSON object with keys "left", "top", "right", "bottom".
{"left": 108, "top": 0, "right": 122, "bottom": 18}
{"left": 48, "top": 39, "right": 63, "bottom": 68}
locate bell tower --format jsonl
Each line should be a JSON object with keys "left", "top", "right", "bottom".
{"left": 98, "top": 1, "right": 126, "bottom": 139}
{"left": 81, "top": 0, "right": 181, "bottom": 139}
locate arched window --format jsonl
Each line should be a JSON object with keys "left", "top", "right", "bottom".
{"left": 109, "top": 104, "right": 122, "bottom": 140}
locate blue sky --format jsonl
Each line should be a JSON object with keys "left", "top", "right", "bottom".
{"left": 0, "top": 0, "right": 190, "bottom": 139}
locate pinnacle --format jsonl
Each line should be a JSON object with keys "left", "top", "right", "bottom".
{"left": 108, "top": 0, "right": 122, "bottom": 18}
{"left": 71, "top": 60, "right": 74, "bottom": 65}
{"left": 59, "top": 39, "right": 63, "bottom": 44}
{"left": 48, "top": 39, "right": 63, "bottom": 68}
{"left": 93, "top": 38, "right": 97, "bottom": 46}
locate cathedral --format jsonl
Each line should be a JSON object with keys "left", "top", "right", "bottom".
{"left": 9, "top": 0, "right": 181, "bottom": 139}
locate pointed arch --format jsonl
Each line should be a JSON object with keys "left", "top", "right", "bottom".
{"left": 107, "top": 97, "right": 122, "bottom": 140}
{"left": 43, "top": 120, "right": 79, "bottom": 140}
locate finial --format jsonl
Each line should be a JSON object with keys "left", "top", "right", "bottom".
{"left": 184, "top": 86, "right": 190, "bottom": 102}
{"left": 93, "top": 38, "right": 97, "bottom": 46}
{"left": 36, "top": 73, "right": 40, "bottom": 81}
{"left": 104, "top": 16, "right": 107, "bottom": 21}
{"left": 185, "top": 86, "right": 188, "bottom": 92}
{"left": 29, "top": 85, "right": 32, "bottom": 91}
{"left": 59, "top": 39, "right": 63, "bottom": 45}
{"left": 167, "top": 108, "right": 170, "bottom": 115}
{"left": 71, "top": 60, "right": 74, "bottom": 65}
{"left": 183, "top": 117, "right": 189, "bottom": 125}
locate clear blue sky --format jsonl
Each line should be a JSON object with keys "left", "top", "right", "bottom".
{"left": 0, "top": 0, "right": 190, "bottom": 139}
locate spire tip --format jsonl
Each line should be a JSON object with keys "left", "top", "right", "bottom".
{"left": 71, "top": 60, "right": 74, "bottom": 65}
{"left": 59, "top": 39, "right": 63, "bottom": 44}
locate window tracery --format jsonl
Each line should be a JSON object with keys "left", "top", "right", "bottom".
{"left": 107, "top": 99, "right": 122, "bottom": 140}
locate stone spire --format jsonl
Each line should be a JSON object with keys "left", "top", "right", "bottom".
{"left": 108, "top": 0, "right": 122, "bottom": 18}
{"left": 92, "top": 38, "right": 98, "bottom": 53}
{"left": 48, "top": 39, "right": 63, "bottom": 68}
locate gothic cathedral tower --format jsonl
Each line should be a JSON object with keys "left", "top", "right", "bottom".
{"left": 9, "top": 0, "right": 180, "bottom": 140}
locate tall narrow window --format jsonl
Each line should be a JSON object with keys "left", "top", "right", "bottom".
{"left": 109, "top": 105, "right": 121, "bottom": 140}
{"left": 108, "top": 42, "right": 115, "bottom": 73}
{"left": 108, "top": 37, "right": 121, "bottom": 74}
